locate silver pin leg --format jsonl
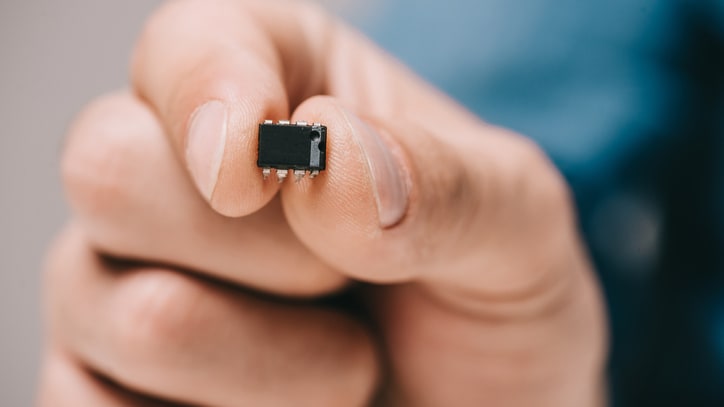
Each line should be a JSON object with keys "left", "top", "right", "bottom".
{"left": 309, "top": 170, "right": 320, "bottom": 179}
{"left": 276, "top": 169, "right": 288, "bottom": 183}
{"left": 262, "top": 167, "right": 271, "bottom": 180}
{"left": 293, "top": 169, "right": 305, "bottom": 183}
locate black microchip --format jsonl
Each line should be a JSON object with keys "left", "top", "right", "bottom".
{"left": 257, "top": 120, "right": 327, "bottom": 182}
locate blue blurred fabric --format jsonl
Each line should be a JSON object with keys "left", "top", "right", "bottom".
{"left": 344, "top": 0, "right": 724, "bottom": 405}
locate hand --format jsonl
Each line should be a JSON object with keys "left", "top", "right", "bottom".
{"left": 39, "top": 0, "right": 607, "bottom": 406}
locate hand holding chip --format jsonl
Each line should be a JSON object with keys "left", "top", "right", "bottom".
{"left": 41, "top": 0, "right": 607, "bottom": 406}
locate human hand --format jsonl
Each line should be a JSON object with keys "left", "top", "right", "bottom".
{"left": 39, "top": 0, "right": 607, "bottom": 406}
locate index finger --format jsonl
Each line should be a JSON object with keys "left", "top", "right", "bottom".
{"left": 131, "top": 0, "right": 330, "bottom": 216}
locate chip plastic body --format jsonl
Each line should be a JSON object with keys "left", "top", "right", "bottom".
{"left": 257, "top": 121, "right": 327, "bottom": 182}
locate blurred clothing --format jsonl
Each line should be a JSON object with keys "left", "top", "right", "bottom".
{"left": 346, "top": 0, "right": 724, "bottom": 405}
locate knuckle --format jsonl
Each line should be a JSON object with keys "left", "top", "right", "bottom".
{"left": 501, "top": 135, "right": 582, "bottom": 287}
{"left": 42, "top": 229, "right": 73, "bottom": 291}
{"left": 61, "top": 92, "right": 150, "bottom": 226}
{"left": 478, "top": 129, "right": 573, "bottom": 225}
{"left": 138, "top": 0, "right": 198, "bottom": 43}
{"left": 514, "top": 136, "right": 572, "bottom": 210}
{"left": 135, "top": 0, "right": 243, "bottom": 59}
{"left": 42, "top": 225, "right": 89, "bottom": 321}
{"left": 112, "top": 270, "right": 208, "bottom": 365}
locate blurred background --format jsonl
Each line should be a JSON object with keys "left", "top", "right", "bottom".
{"left": 0, "top": 1, "right": 162, "bottom": 404}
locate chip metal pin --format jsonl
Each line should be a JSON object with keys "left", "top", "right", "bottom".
{"left": 310, "top": 170, "right": 320, "bottom": 179}
{"left": 293, "top": 169, "right": 305, "bottom": 183}
{"left": 263, "top": 120, "right": 273, "bottom": 124}
{"left": 262, "top": 167, "right": 271, "bottom": 180}
{"left": 276, "top": 169, "right": 288, "bottom": 183}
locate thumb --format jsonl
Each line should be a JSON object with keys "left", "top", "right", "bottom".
{"left": 282, "top": 95, "right": 576, "bottom": 296}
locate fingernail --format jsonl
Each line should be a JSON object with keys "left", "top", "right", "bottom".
{"left": 186, "top": 101, "right": 227, "bottom": 201}
{"left": 346, "top": 111, "right": 409, "bottom": 228}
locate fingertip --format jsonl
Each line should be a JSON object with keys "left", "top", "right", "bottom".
{"left": 285, "top": 96, "right": 380, "bottom": 232}
{"left": 170, "top": 60, "right": 291, "bottom": 217}
{"left": 283, "top": 96, "right": 414, "bottom": 282}
{"left": 131, "top": 0, "right": 294, "bottom": 217}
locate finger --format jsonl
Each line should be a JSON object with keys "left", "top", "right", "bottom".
{"left": 38, "top": 349, "right": 176, "bottom": 407}
{"left": 131, "top": 0, "right": 333, "bottom": 216}
{"left": 45, "top": 225, "right": 379, "bottom": 407}
{"left": 62, "top": 91, "right": 347, "bottom": 297}
{"left": 283, "top": 95, "right": 576, "bottom": 295}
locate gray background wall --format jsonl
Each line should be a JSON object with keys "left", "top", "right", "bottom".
{"left": 0, "top": 1, "right": 162, "bottom": 404}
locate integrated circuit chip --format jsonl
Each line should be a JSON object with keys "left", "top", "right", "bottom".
{"left": 257, "top": 120, "right": 327, "bottom": 183}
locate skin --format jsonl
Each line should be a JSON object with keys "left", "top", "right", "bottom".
{"left": 39, "top": 0, "right": 608, "bottom": 406}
